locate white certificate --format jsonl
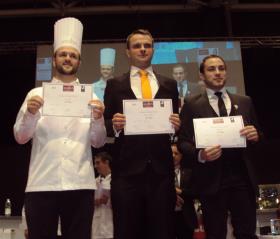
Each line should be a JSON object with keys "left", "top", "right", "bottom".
{"left": 193, "top": 115, "right": 246, "bottom": 148}
{"left": 42, "top": 83, "right": 92, "bottom": 117}
{"left": 123, "top": 99, "right": 174, "bottom": 135}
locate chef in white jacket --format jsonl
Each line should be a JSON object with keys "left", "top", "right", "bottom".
{"left": 92, "top": 152, "right": 113, "bottom": 239}
{"left": 14, "top": 17, "right": 106, "bottom": 239}
{"left": 92, "top": 48, "right": 116, "bottom": 102}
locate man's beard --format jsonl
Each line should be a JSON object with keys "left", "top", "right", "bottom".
{"left": 56, "top": 64, "right": 79, "bottom": 75}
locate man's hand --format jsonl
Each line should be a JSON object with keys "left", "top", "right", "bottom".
{"left": 94, "top": 195, "right": 109, "bottom": 206}
{"left": 112, "top": 113, "right": 126, "bottom": 131}
{"left": 169, "top": 114, "right": 181, "bottom": 132}
{"left": 240, "top": 125, "right": 259, "bottom": 142}
{"left": 95, "top": 198, "right": 102, "bottom": 206}
{"left": 201, "top": 145, "right": 222, "bottom": 162}
{"left": 27, "top": 95, "right": 44, "bottom": 115}
{"left": 175, "top": 187, "right": 182, "bottom": 195}
{"left": 100, "top": 194, "right": 109, "bottom": 204}
{"left": 89, "top": 99, "right": 104, "bottom": 120}
{"left": 176, "top": 194, "right": 184, "bottom": 207}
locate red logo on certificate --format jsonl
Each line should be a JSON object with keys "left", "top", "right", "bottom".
{"left": 63, "top": 85, "right": 74, "bottom": 92}
{"left": 213, "top": 118, "right": 224, "bottom": 124}
{"left": 143, "top": 101, "right": 154, "bottom": 108}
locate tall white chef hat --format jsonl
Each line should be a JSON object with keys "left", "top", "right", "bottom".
{"left": 53, "top": 17, "right": 83, "bottom": 54}
{"left": 100, "top": 48, "right": 116, "bottom": 66}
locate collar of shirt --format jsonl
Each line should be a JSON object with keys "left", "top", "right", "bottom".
{"left": 178, "top": 80, "right": 188, "bottom": 93}
{"left": 51, "top": 77, "right": 80, "bottom": 84}
{"left": 178, "top": 80, "right": 188, "bottom": 86}
{"left": 206, "top": 87, "right": 231, "bottom": 116}
{"left": 99, "top": 173, "right": 111, "bottom": 180}
{"left": 175, "top": 168, "right": 180, "bottom": 176}
{"left": 130, "top": 65, "right": 159, "bottom": 99}
{"left": 174, "top": 168, "right": 181, "bottom": 187}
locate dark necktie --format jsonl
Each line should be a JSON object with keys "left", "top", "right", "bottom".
{"left": 215, "top": 91, "right": 227, "bottom": 117}
{"left": 175, "top": 169, "right": 180, "bottom": 187}
{"left": 178, "top": 82, "right": 184, "bottom": 98}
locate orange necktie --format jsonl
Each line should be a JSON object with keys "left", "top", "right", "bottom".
{"left": 139, "top": 70, "right": 152, "bottom": 99}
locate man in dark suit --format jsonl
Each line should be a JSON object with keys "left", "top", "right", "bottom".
{"left": 172, "top": 64, "right": 203, "bottom": 98}
{"left": 103, "top": 29, "right": 180, "bottom": 239}
{"left": 172, "top": 143, "right": 198, "bottom": 239}
{"left": 178, "top": 55, "right": 262, "bottom": 239}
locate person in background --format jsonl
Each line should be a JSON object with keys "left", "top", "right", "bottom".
{"left": 178, "top": 54, "right": 262, "bottom": 239}
{"left": 172, "top": 64, "right": 202, "bottom": 98}
{"left": 103, "top": 29, "right": 180, "bottom": 239}
{"left": 14, "top": 17, "right": 106, "bottom": 239}
{"left": 92, "top": 152, "right": 113, "bottom": 239}
{"left": 93, "top": 48, "right": 116, "bottom": 101}
{"left": 172, "top": 143, "right": 198, "bottom": 239}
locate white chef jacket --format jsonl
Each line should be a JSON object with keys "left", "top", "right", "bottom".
{"left": 92, "top": 174, "right": 113, "bottom": 239}
{"left": 14, "top": 77, "right": 106, "bottom": 192}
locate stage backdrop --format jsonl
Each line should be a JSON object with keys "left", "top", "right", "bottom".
{"left": 35, "top": 41, "right": 245, "bottom": 96}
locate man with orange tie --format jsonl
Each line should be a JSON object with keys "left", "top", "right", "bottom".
{"left": 104, "top": 29, "right": 180, "bottom": 239}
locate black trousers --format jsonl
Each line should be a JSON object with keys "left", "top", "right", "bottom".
{"left": 175, "top": 211, "right": 195, "bottom": 239}
{"left": 111, "top": 167, "right": 176, "bottom": 239}
{"left": 200, "top": 185, "right": 257, "bottom": 239}
{"left": 25, "top": 190, "right": 94, "bottom": 239}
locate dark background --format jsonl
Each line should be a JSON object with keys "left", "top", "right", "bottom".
{"left": 0, "top": 0, "right": 280, "bottom": 215}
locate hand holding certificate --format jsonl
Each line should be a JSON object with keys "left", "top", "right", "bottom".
{"left": 123, "top": 99, "right": 174, "bottom": 135}
{"left": 42, "top": 83, "right": 92, "bottom": 117}
{"left": 193, "top": 115, "right": 246, "bottom": 148}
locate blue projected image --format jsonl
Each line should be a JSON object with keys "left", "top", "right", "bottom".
{"left": 152, "top": 42, "right": 203, "bottom": 64}
{"left": 152, "top": 41, "right": 241, "bottom": 65}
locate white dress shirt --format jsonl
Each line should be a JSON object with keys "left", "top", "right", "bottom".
{"left": 14, "top": 77, "right": 106, "bottom": 192}
{"left": 177, "top": 80, "right": 188, "bottom": 97}
{"left": 206, "top": 87, "right": 231, "bottom": 116}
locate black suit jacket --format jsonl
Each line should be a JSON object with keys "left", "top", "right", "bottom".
{"left": 178, "top": 91, "right": 263, "bottom": 195}
{"left": 179, "top": 168, "right": 198, "bottom": 229}
{"left": 185, "top": 81, "right": 203, "bottom": 97}
{"left": 104, "top": 72, "right": 179, "bottom": 176}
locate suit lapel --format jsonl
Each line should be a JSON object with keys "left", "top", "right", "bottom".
{"left": 179, "top": 169, "right": 184, "bottom": 188}
{"left": 200, "top": 91, "right": 219, "bottom": 117}
{"left": 154, "top": 73, "right": 171, "bottom": 98}
{"left": 154, "top": 74, "right": 164, "bottom": 98}
{"left": 200, "top": 91, "right": 239, "bottom": 117}
{"left": 228, "top": 92, "right": 238, "bottom": 116}
{"left": 120, "top": 72, "right": 137, "bottom": 99}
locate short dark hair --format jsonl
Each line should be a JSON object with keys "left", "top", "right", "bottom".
{"left": 126, "top": 29, "right": 154, "bottom": 49}
{"left": 95, "top": 152, "right": 112, "bottom": 165}
{"left": 173, "top": 64, "right": 185, "bottom": 71}
{"left": 199, "top": 54, "right": 226, "bottom": 74}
